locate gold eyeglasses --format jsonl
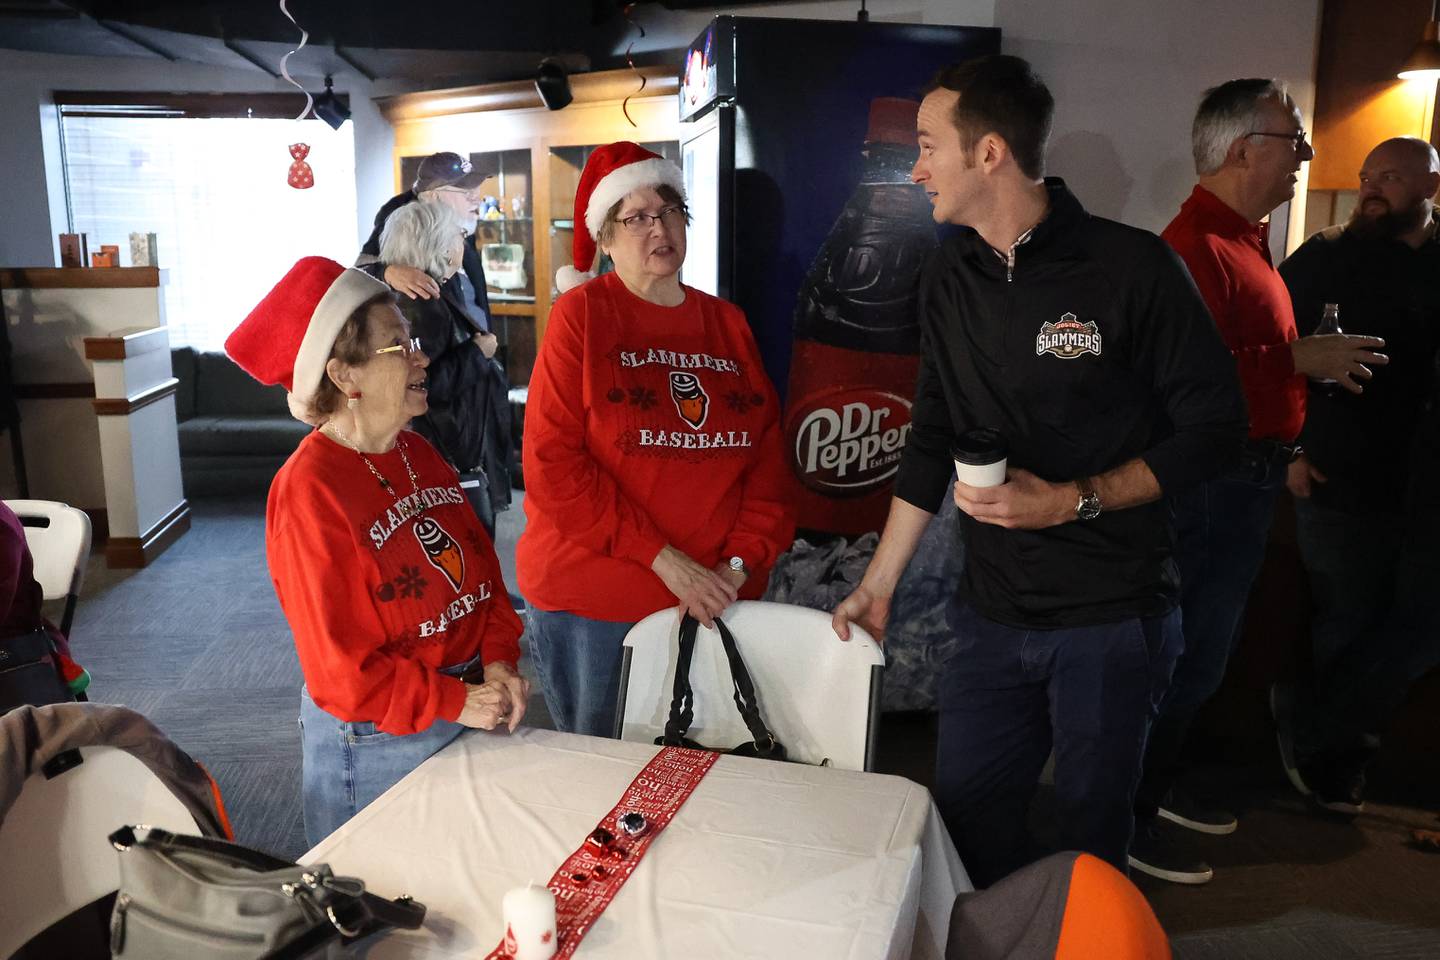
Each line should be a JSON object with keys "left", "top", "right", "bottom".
{"left": 375, "top": 337, "right": 423, "bottom": 358}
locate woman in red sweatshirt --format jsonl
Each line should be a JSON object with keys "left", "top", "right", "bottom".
{"left": 226, "top": 256, "right": 527, "bottom": 847}
{"left": 517, "top": 142, "right": 795, "bottom": 736}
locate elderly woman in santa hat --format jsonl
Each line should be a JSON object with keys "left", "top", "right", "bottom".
{"left": 226, "top": 258, "right": 529, "bottom": 846}
{"left": 516, "top": 141, "right": 795, "bottom": 737}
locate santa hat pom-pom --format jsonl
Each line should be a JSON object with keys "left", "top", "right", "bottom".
{"left": 286, "top": 391, "right": 326, "bottom": 426}
{"left": 555, "top": 264, "right": 595, "bottom": 294}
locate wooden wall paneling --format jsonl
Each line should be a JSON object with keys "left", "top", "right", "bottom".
{"left": 1310, "top": 0, "right": 1440, "bottom": 191}
{"left": 533, "top": 140, "right": 554, "bottom": 344}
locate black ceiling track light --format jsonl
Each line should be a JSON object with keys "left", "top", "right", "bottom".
{"left": 535, "top": 58, "right": 573, "bottom": 111}
{"left": 312, "top": 74, "right": 350, "bottom": 129}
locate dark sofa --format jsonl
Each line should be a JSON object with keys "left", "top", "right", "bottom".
{"left": 172, "top": 347, "right": 309, "bottom": 496}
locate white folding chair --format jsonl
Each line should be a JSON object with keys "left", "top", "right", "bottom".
{"left": 615, "top": 600, "right": 886, "bottom": 771}
{"left": 5, "top": 499, "right": 92, "bottom": 638}
{"left": 0, "top": 745, "right": 202, "bottom": 958}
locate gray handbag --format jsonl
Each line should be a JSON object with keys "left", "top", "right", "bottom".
{"left": 107, "top": 825, "right": 425, "bottom": 959}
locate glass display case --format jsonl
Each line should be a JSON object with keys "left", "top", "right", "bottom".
{"left": 399, "top": 148, "right": 537, "bottom": 383}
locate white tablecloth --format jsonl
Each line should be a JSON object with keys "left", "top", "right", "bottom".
{"left": 303, "top": 727, "right": 970, "bottom": 959}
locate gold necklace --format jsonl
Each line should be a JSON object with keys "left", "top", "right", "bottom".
{"left": 325, "top": 423, "right": 419, "bottom": 499}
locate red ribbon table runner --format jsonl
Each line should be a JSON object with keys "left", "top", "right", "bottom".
{"left": 488, "top": 745, "right": 719, "bottom": 958}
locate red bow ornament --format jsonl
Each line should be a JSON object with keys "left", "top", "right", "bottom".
{"left": 287, "top": 142, "right": 314, "bottom": 190}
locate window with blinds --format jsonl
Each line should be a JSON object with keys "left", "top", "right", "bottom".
{"left": 59, "top": 94, "right": 357, "bottom": 351}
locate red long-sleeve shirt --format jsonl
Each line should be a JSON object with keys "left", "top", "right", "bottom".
{"left": 517, "top": 272, "right": 795, "bottom": 622}
{"left": 266, "top": 431, "right": 522, "bottom": 734}
{"left": 1162, "top": 185, "right": 1305, "bottom": 441}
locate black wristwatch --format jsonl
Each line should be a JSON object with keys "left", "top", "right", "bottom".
{"left": 1075, "top": 477, "right": 1102, "bottom": 521}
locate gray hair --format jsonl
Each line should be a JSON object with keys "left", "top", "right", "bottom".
{"left": 1191, "top": 78, "right": 1293, "bottom": 176}
{"left": 379, "top": 200, "right": 464, "bottom": 280}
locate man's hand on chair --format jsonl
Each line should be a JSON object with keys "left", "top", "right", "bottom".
{"left": 832, "top": 582, "right": 891, "bottom": 646}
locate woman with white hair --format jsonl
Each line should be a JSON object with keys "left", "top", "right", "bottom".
{"left": 376, "top": 200, "right": 509, "bottom": 535}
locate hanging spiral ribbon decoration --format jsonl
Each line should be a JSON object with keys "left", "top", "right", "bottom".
{"left": 620, "top": 2, "right": 647, "bottom": 129}
{"left": 278, "top": 0, "right": 314, "bottom": 122}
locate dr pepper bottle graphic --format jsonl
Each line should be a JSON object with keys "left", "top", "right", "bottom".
{"left": 784, "top": 97, "right": 937, "bottom": 535}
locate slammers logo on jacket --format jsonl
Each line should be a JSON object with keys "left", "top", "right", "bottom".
{"left": 1036, "top": 312, "right": 1102, "bottom": 359}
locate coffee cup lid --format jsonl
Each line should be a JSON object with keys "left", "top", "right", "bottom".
{"left": 951, "top": 427, "right": 1007, "bottom": 465}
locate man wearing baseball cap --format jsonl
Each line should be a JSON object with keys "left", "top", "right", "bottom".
{"left": 359, "top": 151, "right": 495, "bottom": 338}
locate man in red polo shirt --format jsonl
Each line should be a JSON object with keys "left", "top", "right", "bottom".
{"left": 1130, "top": 78, "right": 1388, "bottom": 885}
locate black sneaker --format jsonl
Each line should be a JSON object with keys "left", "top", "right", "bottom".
{"left": 1128, "top": 818, "right": 1214, "bottom": 885}
{"left": 1269, "top": 681, "right": 1310, "bottom": 799}
{"left": 1157, "top": 786, "right": 1237, "bottom": 835}
{"left": 1304, "top": 761, "right": 1366, "bottom": 817}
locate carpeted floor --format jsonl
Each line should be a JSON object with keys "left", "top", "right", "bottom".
{"left": 61, "top": 496, "right": 1440, "bottom": 958}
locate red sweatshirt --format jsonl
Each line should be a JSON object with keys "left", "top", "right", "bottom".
{"left": 517, "top": 272, "right": 795, "bottom": 622}
{"left": 267, "top": 430, "right": 522, "bottom": 734}
{"left": 1162, "top": 185, "right": 1305, "bottom": 442}
{"left": 0, "top": 502, "right": 87, "bottom": 692}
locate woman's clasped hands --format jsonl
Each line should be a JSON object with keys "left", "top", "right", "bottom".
{"left": 458, "top": 660, "right": 530, "bottom": 732}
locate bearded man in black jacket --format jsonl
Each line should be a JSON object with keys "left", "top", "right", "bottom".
{"left": 832, "top": 55, "right": 1247, "bottom": 887}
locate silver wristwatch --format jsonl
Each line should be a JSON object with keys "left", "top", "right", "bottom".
{"left": 728, "top": 555, "right": 748, "bottom": 575}
{"left": 1075, "top": 477, "right": 1102, "bottom": 521}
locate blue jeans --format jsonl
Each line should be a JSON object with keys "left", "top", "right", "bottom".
{"left": 935, "top": 601, "right": 1182, "bottom": 887}
{"left": 524, "top": 608, "right": 636, "bottom": 737}
{"left": 1134, "top": 455, "right": 1284, "bottom": 818}
{"left": 299, "top": 684, "right": 466, "bottom": 849}
{"left": 1291, "top": 499, "right": 1440, "bottom": 766}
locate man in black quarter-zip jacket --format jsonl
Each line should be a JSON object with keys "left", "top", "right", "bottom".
{"left": 832, "top": 54, "right": 1247, "bottom": 888}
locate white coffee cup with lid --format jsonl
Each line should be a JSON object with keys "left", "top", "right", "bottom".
{"left": 952, "top": 428, "right": 1008, "bottom": 488}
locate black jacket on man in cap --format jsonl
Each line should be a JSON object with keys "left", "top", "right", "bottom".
{"left": 895, "top": 179, "right": 1248, "bottom": 630}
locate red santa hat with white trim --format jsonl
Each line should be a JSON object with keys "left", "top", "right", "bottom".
{"left": 555, "top": 140, "right": 686, "bottom": 294}
{"left": 224, "top": 256, "right": 390, "bottom": 424}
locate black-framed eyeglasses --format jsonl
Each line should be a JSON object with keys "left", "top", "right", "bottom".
{"left": 374, "top": 337, "right": 422, "bottom": 358}
{"left": 1247, "top": 130, "right": 1309, "bottom": 150}
{"left": 613, "top": 206, "right": 686, "bottom": 235}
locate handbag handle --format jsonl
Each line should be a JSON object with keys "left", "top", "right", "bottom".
{"left": 662, "top": 615, "right": 782, "bottom": 758}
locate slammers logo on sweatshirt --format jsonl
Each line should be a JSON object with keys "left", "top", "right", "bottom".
{"left": 609, "top": 342, "right": 760, "bottom": 459}
{"left": 412, "top": 517, "right": 465, "bottom": 592}
{"left": 669, "top": 372, "right": 709, "bottom": 429}
{"left": 367, "top": 485, "right": 467, "bottom": 550}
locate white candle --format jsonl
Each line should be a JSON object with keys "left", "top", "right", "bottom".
{"left": 502, "top": 882, "right": 557, "bottom": 960}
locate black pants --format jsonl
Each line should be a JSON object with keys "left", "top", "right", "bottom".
{"left": 1291, "top": 498, "right": 1440, "bottom": 769}
{"left": 459, "top": 472, "right": 495, "bottom": 541}
{"left": 1134, "top": 456, "right": 1284, "bottom": 819}
{"left": 935, "top": 601, "right": 1182, "bottom": 888}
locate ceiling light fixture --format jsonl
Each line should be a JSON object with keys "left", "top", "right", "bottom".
{"left": 312, "top": 75, "right": 351, "bottom": 129}
{"left": 1398, "top": 0, "right": 1440, "bottom": 81}
{"left": 535, "top": 59, "right": 573, "bottom": 111}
